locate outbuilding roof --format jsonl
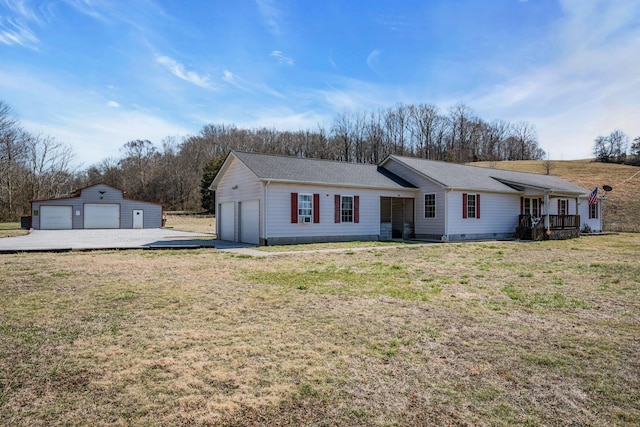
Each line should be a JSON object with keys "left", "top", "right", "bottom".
{"left": 221, "top": 151, "right": 416, "bottom": 190}
{"left": 383, "top": 155, "right": 589, "bottom": 196}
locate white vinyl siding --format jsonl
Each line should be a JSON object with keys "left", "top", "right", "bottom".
{"left": 265, "top": 183, "right": 414, "bottom": 240}
{"left": 215, "top": 157, "right": 264, "bottom": 242}
{"left": 578, "top": 198, "right": 601, "bottom": 232}
{"left": 448, "top": 191, "right": 519, "bottom": 238}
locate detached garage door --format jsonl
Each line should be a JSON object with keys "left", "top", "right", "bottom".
{"left": 84, "top": 204, "right": 120, "bottom": 229}
{"left": 40, "top": 206, "right": 72, "bottom": 230}
{"left": 240, "top": 200, "right": 259, "bottom": 244}
{"left": 219, "top": 202, "right": 235, "bottom": 241}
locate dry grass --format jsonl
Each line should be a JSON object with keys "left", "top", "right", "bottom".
{"left": 165, "top": 214, "right": 217, "bottom": 234}
{"left": 1, "top": 234, "right": 639, "bottom": 425}
{"left": 472, "top": 159, "right": 640, "bottom": 232}
{"left": 0, "top": 222, "right": 29, "bottom": 238}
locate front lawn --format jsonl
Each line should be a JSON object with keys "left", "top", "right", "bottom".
{"left": 1, "top": 234, "right": 638, "bottom": 425}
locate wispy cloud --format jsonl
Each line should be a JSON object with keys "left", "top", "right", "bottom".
{"left": 0, "top": 17, "right": 39, "bottom": 47}
{"left": 223, "top": 69, "right": 284, "bottom": 98}
{"left": 366, "top": 49, "right": 382, "bottom": 75}
{"left": 0, "top": 0, "right": 43, "bottom": 48}
{"left": 255, "top": 0, "right": 282, "bottom": 36}
{"left": 310, "top": 76, "right": 407, "bottom": 113}
{"left": 61, "top": 0, "right": 106, "bottom": 21}
{"left": 107, "top": 100, "right": 120, "bottom": 108}
{"left": 222, "top": 70, "right": 249, "bottom": 91}
{"left": 155, "top": 55, "right": 215, "bottom": 90}
{"left": 270, "top": 50, "right": 294, "bottom": 65}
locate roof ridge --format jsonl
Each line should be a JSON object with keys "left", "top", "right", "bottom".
{"left": 233, "top": 150, "right": 379, "bottom": 167}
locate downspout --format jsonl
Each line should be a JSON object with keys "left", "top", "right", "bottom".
{"left": 264, "top": 181, "right": 270, "bottom": 245}
{"left": 443, "top": 189, "right": 450, "bottom": 240}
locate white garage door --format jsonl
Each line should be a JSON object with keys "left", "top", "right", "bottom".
{"left": 219, "top": 202, "right": 235, "bottom": 241}
{"left": 240, "top": 200, "right": 259, "bottom": 244}
{"left": 40, "top": 206, "right": 73, "bottom": 230}
{"left": 84, "top": 204, "right": 120, "bottom": 229}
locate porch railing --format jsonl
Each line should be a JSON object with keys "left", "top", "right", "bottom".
{"left": 518, "top": 214, "right": 580, "bottom": 230}
{"left": 548, "top": 214, "right": 580, "bottom": 229}
{"left": 517, "top": 214, "right": 582, "bottom": 240}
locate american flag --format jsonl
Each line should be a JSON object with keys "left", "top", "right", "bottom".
{"left": 588, "top": 187, "right": 598, "bottom": 205}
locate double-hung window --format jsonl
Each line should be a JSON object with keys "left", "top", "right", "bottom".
{"left": 589, "top": 202, "right": 598, "bottom": 219}
{"left": 523, "top": 197, "right": 540, "bottom": 216}
{"left": 341, "top": 196, "right": 354, "bottom": 223}
{"left": 558, "top": 199, "right": 568, "bottom": 215}
{"left": 334, "top": 194, "right": 359, "bottom": 223}
{"left": 298, "top": 194, "right": 312, "bottom": 223}
{"left": 462, "top": 193, "right": 480, "bottom": 219}
{"left": 466, "top": 194, "right": 477, "bottom": 218}
{"left": 424, "top": 194, "right": 436, "bottom": 218}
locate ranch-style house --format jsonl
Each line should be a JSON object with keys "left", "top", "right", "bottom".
{"left": 210, "top": 151, "right": 602, "bottom": 245}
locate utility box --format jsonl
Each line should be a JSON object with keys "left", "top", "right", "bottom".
{"left": 20, "top": 216, "right": 31, "bottom": 229}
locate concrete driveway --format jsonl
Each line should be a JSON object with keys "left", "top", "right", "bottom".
{"left": 0, "top": 229, "right": 218, "bottom": 253}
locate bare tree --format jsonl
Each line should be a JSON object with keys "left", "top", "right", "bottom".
{"left": 593, "top": 129, "right": 629, "bottom": 163}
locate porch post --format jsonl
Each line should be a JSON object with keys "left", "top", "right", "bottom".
{"left": 544, "top": 192, "right": 550, "bottom": 231}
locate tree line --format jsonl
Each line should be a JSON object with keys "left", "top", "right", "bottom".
{"left": 2, "top": 99, "right": 549, "bottom": 221}
{"left": 592, "top": 129, "right": 640, "bottom": 165}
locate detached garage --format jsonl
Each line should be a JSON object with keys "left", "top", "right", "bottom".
{"left": 31, "top": 183, "right": 163, "bottom": 230}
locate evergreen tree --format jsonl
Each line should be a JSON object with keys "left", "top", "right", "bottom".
{"left": 200, "top": 155, "right": 226, "bottom": 213}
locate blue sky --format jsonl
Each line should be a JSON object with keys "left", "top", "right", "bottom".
{"left": 1, "top": 0, "right": 639, "bottom": 167}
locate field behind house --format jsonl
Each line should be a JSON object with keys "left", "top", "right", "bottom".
{"left": 1, "top": 233, "right": 639, "bottom": 426}
{"left": 472, "top": 159, "right": 640, "bottom": 232}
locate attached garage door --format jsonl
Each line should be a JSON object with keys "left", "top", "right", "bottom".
{"left": 40, "top": 206, "right": 73, "bottom": 230}
{"left": 219, "top": 202, "right": 235, "bottom": 241}
{"left": 84, "top": 204, "right": 120, "bottom": 229}
{"left": 240, "top": 200, "right": 259, "bottom": 244}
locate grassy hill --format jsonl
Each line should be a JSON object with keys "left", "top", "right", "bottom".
{"left": 470, "top": 159, "right": 640, "bottom": 232}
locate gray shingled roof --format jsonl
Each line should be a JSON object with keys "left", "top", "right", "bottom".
{"left": 229, "top": 151, "right": 416, "bottom": 190}
{"left": 385, "top": 155, "right": 589, "bottom": 195}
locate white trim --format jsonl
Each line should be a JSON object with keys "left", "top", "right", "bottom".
{"left": 424, "top": 193, "right": 436, "bottom": 219}
{"left": 340, "top": 195, "right": 354, "bottom": 223}
{"left": 298, "top": 193, "right": 313, "bottom": 224}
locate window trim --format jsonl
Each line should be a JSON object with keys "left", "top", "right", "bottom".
{"left": 521, "top": 197, "right": 541, "bottom": 217}
{"left": 424, "top": 193, "right": 436, "bottom": 219}
{"left": 589, "top": 201, "right": 598, "bottom": 219}
{"left": 341, "top": 195, "right": 354, "bottom": 223}
{"left": 462, "top": 193, "right": 480, "bottom": 219}
{"left": 558, "top": 199, "right": 568, "bottom": 216}
{"left": 298, "top": 193, "right": 313, "bottom": 224}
